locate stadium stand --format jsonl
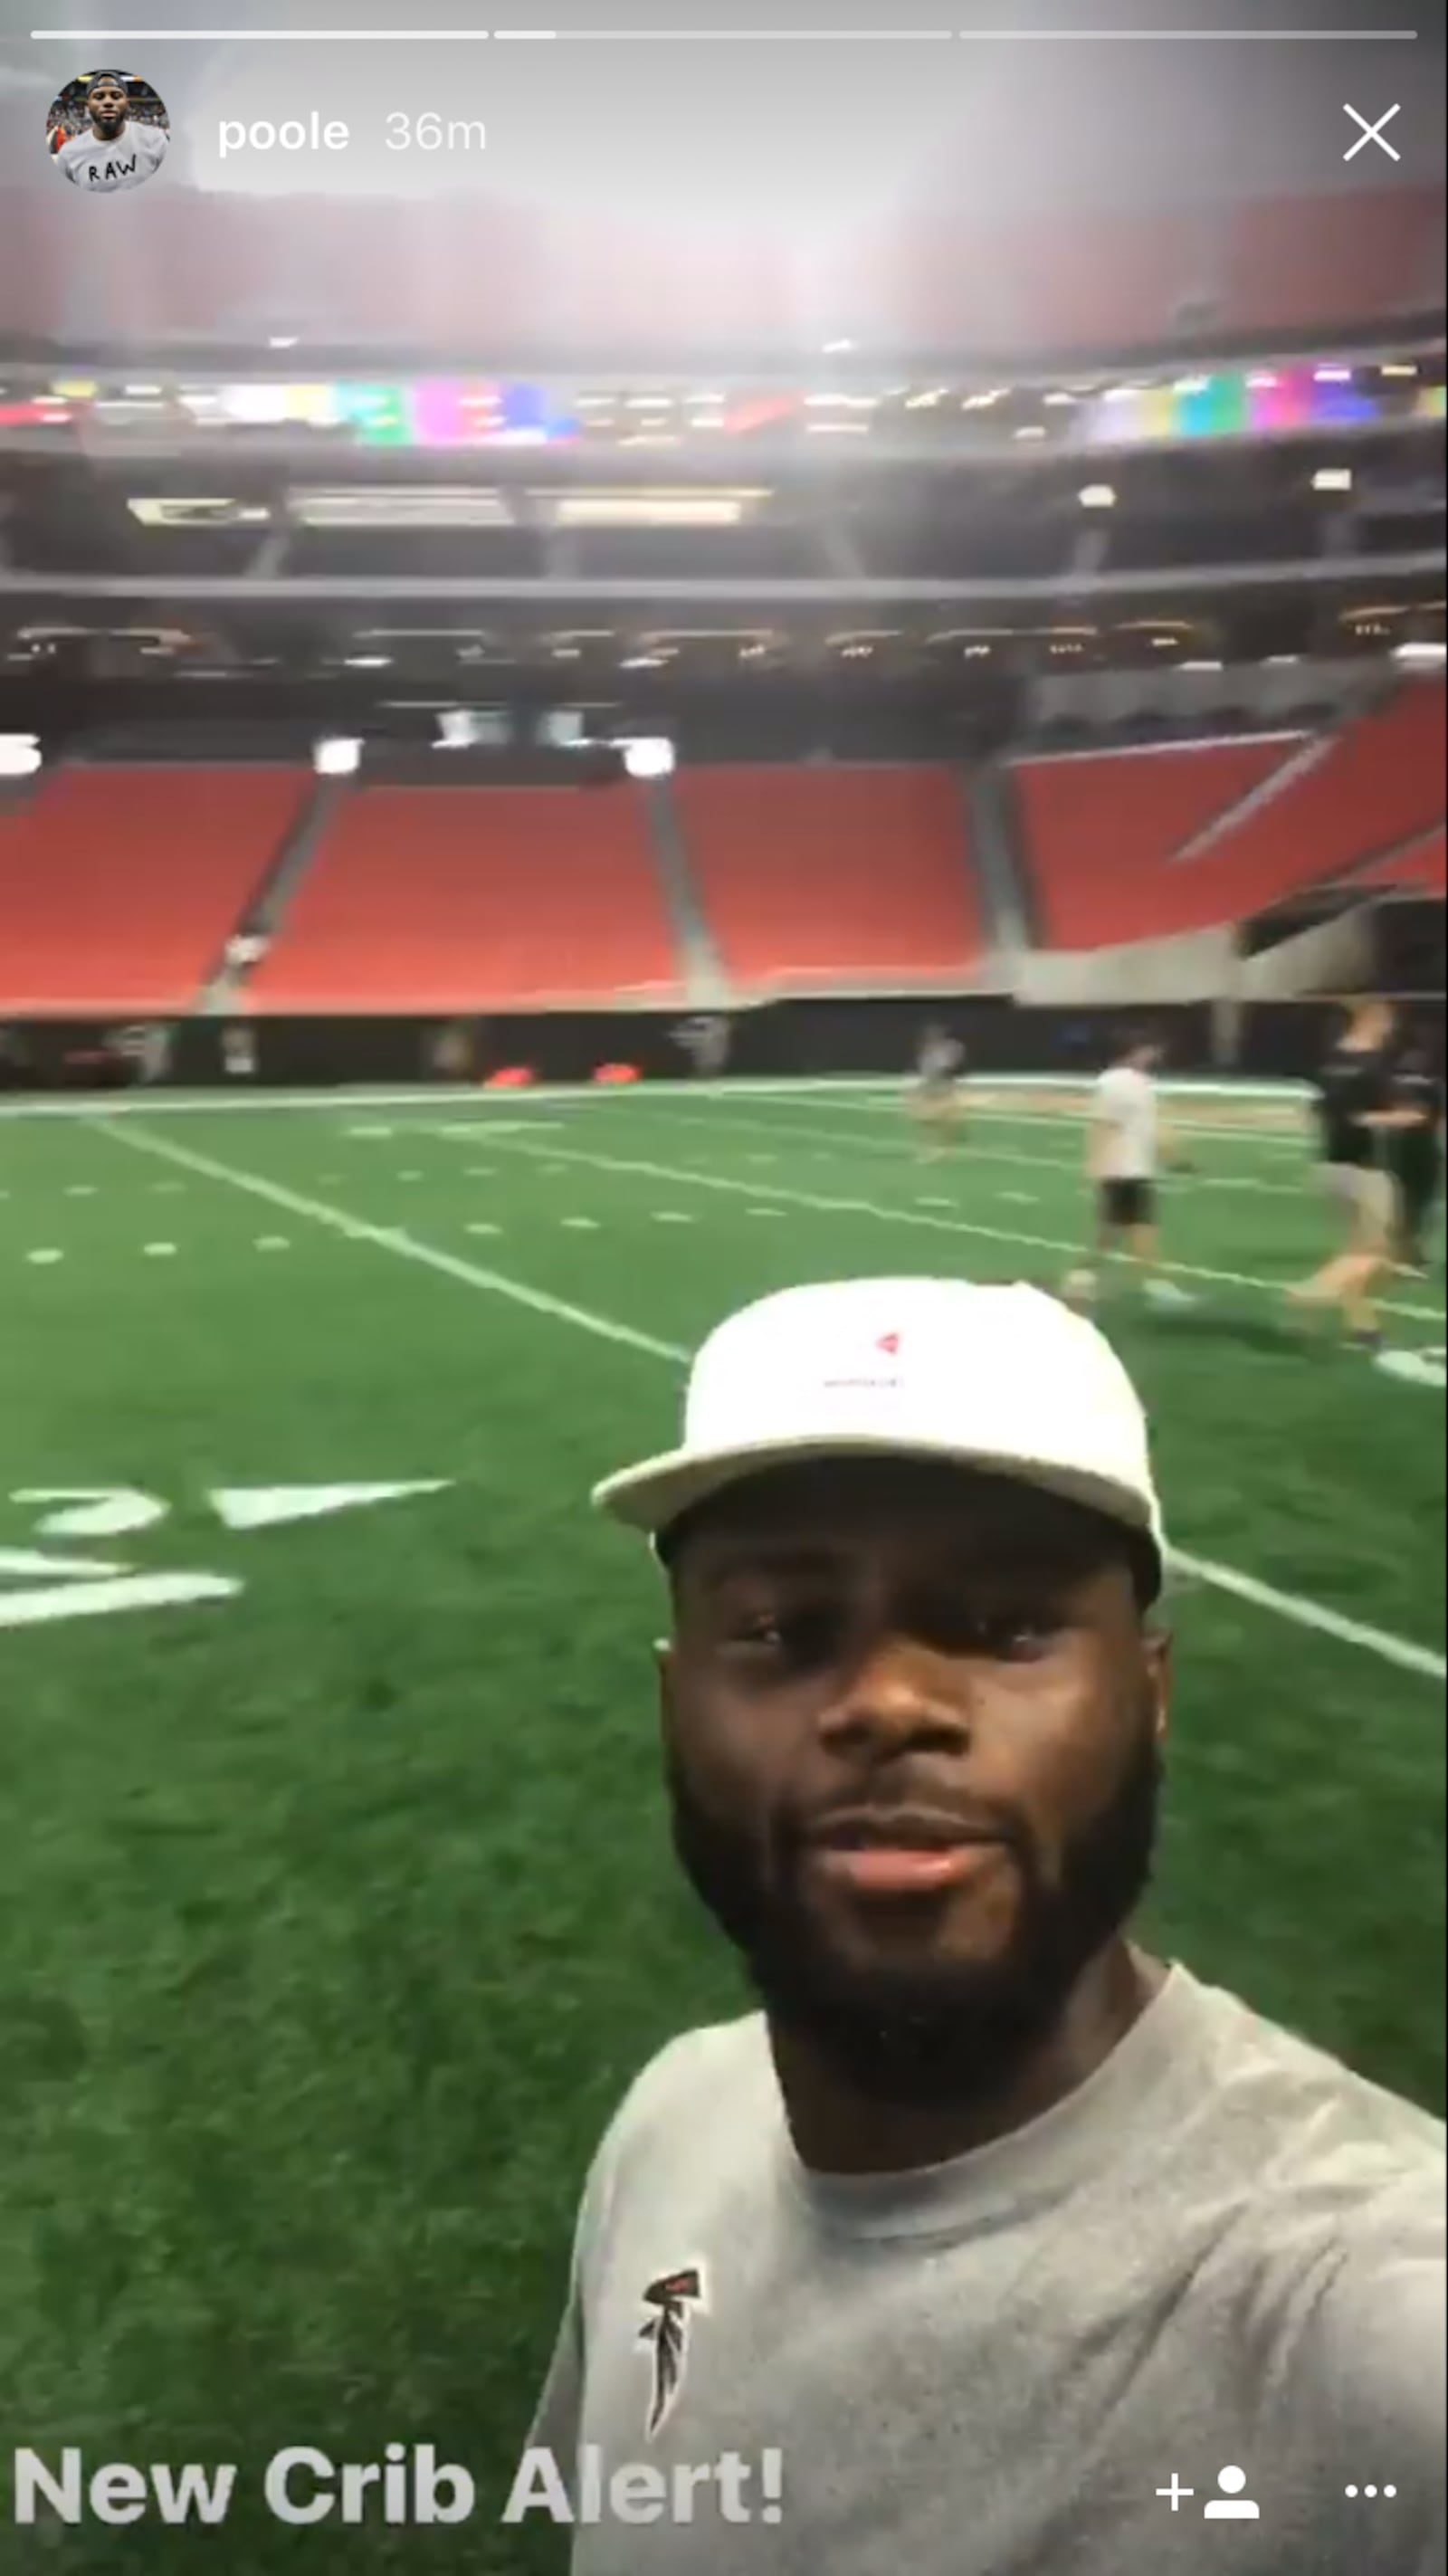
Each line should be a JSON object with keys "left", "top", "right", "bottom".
{"left": 1012, "top": 736, "right": 1300, "bottom": 950}
{"left": 0, "top": 766, "right": 310, "bottom": 1013}
{"left": 246, "top": 783, "right": 681, "bottom": 1011}
{"left": 1015, "top": 687, "right": 1447, "bottom": 949}
{"left": 1220, "top": 188, "right": 1446, "bottom": 336}
{"left": 672, "top": 765, "right": 982, "bottom": 986}
{"left": 2, "top": 186, "right": 1437, "bottom": 355}
{"left": 1344, "top": 828, "right": 1448, "bottom": 899}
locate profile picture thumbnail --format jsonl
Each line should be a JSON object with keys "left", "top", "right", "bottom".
{"left": 47, "top": 70, "right": 170, "bottom": 192}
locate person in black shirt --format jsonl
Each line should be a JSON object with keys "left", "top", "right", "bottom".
{"left": 1386, "top": 1032, "right": 1445, "bottom": 1276}
{"left": 1290, "top": 997, "right": 1411, "bottom": 1349}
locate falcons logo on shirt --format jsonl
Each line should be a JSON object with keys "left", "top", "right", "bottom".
{"left": 638, "top": 2266, "right": 704, "bottom": 2438}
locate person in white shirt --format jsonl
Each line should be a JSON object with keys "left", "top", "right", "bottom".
{"left": 1064, "top": 1030, "right": 1192, "bottom": 1309}
{"left": 673, "top": 1016, "right": 731, "bottom": 1079}
{"left": 910, "top": 1021, "right": 967, "bottom": 1159}
{"left": 54, "top": 73, "right": 168, "bottom": 192}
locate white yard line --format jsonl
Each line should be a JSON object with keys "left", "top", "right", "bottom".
{"left": 4, "top": 1073, "right": 1312, "bottom": 1123}
{"left": 1165, "top": 1552, "right": 1446, "bottom": 1684}
{"left": 794, "top": 1091, "right": 1313, "bottom": 1154}
{"left": 99, "top": 1123, "right": 679, "bottom": 1365}
{"left": 638, "top": 1096, "right": 1314, "bottom": 1197}
{"left": 95, "top": 1120, "right": 1444, "bottom": 1687}
{"left": 473, "top": 1131, "right": 1446, "bottom": 1325}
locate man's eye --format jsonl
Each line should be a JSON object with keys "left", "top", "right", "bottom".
{"left": 729, "top": 1613, "right": 788, "bottom": 1650}
{"left": 727, "top": 1609, "right": 832, "bottom": 1659}
{"left": 726, "top": 1607, "right": 793, "bottom": 1648}
{"left": 929, "top": 1610, "right": 1060, "bottom": 1657}
{"left": 981, "top": 1616, "right": 1061, "bottom": 1657}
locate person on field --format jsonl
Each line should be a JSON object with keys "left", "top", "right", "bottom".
{"left": 524, "top": 1276, "right": 1444, "bottom": 2574}
{"left": 1291, "top": 997, "right": 1410, "bottom": 1349}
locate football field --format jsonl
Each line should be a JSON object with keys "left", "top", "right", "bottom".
{"left": 2, "top": 1080, "right": 1444, "bottom": 2571}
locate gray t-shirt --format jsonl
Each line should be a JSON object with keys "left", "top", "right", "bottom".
{"left": 519, "top": 1961, "right": 1444, "bottom": 2573}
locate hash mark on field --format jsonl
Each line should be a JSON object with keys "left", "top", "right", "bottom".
{"left": 466, "top": 1167, "right": 496, "bottom": 1179}
{"left": 918, "top": 1195, "right": 954, "bottom": 1209}
{"left": 653, "top": 1211, "right": 693, "bottom": 1225}
{"left": 27, "top": 1247, "right": 63, "bottom": 1264}
{"left": 485, "top": 1133, "right": 1446, "bottom": 1325}
{"left": 1001, "top": 1190, "right": 1038, "bottom": 1206}
{"left": 348, "top": 1123, "right": 394, "bottom": 1137}
{"left": 747, "top": 1206, "right": 784, "bottom": 1217}
{"left": 256, "top": 1236, "right": 290, "bottom": 1251}
{"left": 434, "top": 1121, "right": 565, "bottom": 1138}
{"left": 748, "top": 1152, "right": 777, "bottom": 1165}
{"left": 144, "top": 1242, "right": 178, "bottom": 1257}
{"left": 398, "top": 1170, "right": 423, "bottom": 1182}
{"left": 466, "top": 1220, "right": 502, "bottom": 1236}
{"left": 562, "top": 1215, "right": 600, "bottom": 1230}
{"left": 96, "top": 1119, "right": 1446, "bottom": 1687}
{"left": 65, "top": 1184, "right": 98, "bottom": 1197}
{"left": 152, "top": 1180, "right": 186, "bottom": 1194}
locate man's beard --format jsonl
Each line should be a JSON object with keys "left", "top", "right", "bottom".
{"left": 666, "top": 1707, "right": 1162, "bottom": 2115}
{"left": 92, "top": 113, "right": 125, "bottom": 135}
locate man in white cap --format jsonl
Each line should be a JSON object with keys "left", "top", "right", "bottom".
{"left": 522, "top": 1279, "right": 1443, "bottom": 2573}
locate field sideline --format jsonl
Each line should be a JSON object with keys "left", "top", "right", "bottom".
{"left": 2, "top": 1080, "right": 1443, "bottom": 2571}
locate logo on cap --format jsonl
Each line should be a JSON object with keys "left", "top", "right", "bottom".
{"left": 822, "top": 1326, "right": 904, "bottom": 1394}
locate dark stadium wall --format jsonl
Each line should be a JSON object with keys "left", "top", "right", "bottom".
{"left": 1, "top": 998, "right": 1361, "bottom": 1092}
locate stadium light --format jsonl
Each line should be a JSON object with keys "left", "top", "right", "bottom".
{"left": 1313, "top": 468, "right": 1353, "bottom": 491}
{"left": 1394, "top": 641, "right": 1447, "bottom": 666}
{"left": 436, "top": 710, "right": 480, "bottom": 749}
{"left": 0, "top": 734, "right": 42, "bottom": 778}
{"left": 1079, "top": 484, "right": 1117, "bottom": 509}
{"left": 313, "top": 737, "right": 360, "bottom": 776}
{"left": 619, "top": 737, "right": 676, "bottom": 779}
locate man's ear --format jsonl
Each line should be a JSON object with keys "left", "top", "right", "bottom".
{"left": 1144, "top": 1622, "right": 1172, "bottom": 1745}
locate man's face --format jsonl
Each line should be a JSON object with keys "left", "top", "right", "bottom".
{"left": 660, "top": 1458, "right": 1170, "bottom": 2113}
{"left": 87, "top": 79, "right": 129, "bottom": 136}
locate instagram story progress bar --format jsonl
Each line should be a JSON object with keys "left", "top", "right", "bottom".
{"left": 26, "top": 24, "right": 1425, "bottom": 38}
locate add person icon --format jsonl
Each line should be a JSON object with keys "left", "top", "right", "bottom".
{"left": 1205, "top": 2466, "right": 1259, "bottom": 2520}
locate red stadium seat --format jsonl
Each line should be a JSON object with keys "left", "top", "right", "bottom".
{"left": 1345, "top": 829, "right": 1447, "bottom": 899}
{"left": 247, "top": 785, "right": 680, "bottom": 1011}
{"left": 1013, "top": 737, "right": 1297, "bottom": 949}
{"left": 0, "top": 766, "right": 311, "bottom": 1012}
{"left": 674, "top": 766, "right": 982, "bottom": 986}
{"left": 1220, "top": 190, "right": 1445, "bottom": 337}
{"left": 9, "top": 177, "right": 1439, "bottom": 356}
{"left": 1015, "top": 688, "right": 1446, "bottom": 947}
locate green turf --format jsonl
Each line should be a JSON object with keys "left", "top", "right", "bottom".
{"left": 1, "top": 1083, "right": 1443, "bottom": 2570}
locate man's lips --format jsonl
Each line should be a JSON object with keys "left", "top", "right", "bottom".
{"left": 804, "top": 1808, "right": 1010, "bottom": 1897}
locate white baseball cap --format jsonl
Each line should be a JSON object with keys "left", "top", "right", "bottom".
{"left": 592, "top": 1277, "right": 1166, "bottom": 1589}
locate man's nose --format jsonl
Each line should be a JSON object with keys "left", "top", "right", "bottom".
{"left": 816, "top": 1634, "right": 971, "bottom": 1758}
